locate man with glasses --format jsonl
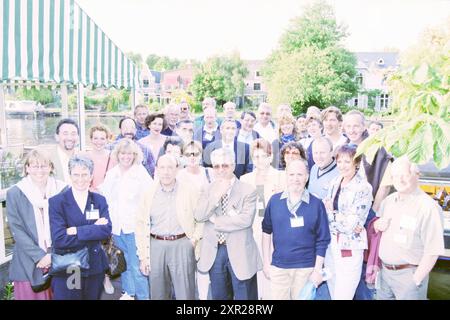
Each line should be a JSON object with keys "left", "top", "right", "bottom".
{"left": 179, "top": 100, "right": 194, "bottom": 122}
{"left": 254, "top": 103, "right": 277, "bottom": 144}
{"left": 195, "top": 148, "right": 261, "bottom": 300}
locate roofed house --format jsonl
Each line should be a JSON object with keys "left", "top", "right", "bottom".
{"left": 348, "top": 52, "right": 399, "bottom": 111}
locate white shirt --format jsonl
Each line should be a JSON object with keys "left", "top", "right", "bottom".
{"left": 99, "top": 164, "right": 154, "bottom": 235}
{"left": 254, "top": 122, "right": 277, "bottom": 143}
{"left": 222, "top": 141, "right": 234, "bottom": 151}
{"left": 57, "top": 146, "right": 71, "bottom": 183}
{"left": 72, "top": 188, "right": 88, "bottom": 214}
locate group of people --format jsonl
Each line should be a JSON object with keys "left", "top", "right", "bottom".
{"left": 6, "top": 98, "right": 445, "bottom": 300}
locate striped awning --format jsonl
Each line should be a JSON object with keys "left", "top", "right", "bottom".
{"left": 0, "top": 0, "right": 139, "bottom": 89}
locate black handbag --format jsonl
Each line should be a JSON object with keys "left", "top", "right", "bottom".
{"left": 31, "top": 271, "right": 52, "bottom": 293}
{"left": 103, "top": 238, "right": 127, "bottom": 279}
{"left": 49, "top": 247, "right": 90, "bottom": 275}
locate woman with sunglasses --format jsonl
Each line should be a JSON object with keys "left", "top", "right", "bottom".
{"left": 177, "top": 140, "right": 214, "bottom": 300}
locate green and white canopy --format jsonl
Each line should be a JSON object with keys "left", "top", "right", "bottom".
{"left": 0, "top": 0, "right": 139, "bottom": 89}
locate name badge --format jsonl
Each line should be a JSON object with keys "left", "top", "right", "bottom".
{"left": 393, "top": 233, "right": 407, "bottom": 245}
{"left": 86, "top": 209, "right": 100, "bottom": 220}
{"left": 204, "top": 133, "right": 213, "bottom": 141}
{"left": 290, "top": 216, "right": 304, "bottom": 228}
{"left": 399, "top": 215, "right": 417, "bottom": 231}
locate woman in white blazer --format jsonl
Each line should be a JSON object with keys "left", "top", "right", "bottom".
{"left": 240, "top": 138, "right": 285, "bottom": 300}
{"left": 99, "top": 139, "right": 154, "bottom": 300}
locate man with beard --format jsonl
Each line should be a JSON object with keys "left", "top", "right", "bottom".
{"left": 40, "top": 118, "right": 80, "bottom": 183}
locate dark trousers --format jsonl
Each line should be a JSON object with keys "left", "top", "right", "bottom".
{"left": 209, "top": 244, "right": 257, "bottom": 300}
{"left": 52, "top": 274, "right": 104, "bottom": 300}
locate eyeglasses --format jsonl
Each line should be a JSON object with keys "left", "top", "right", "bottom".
{"left": 212, "top": 163, "right": 232, "bottom": 170}
{"left": 185, "top": 152, "right": 201, "bottom": 157}
{"left": 28, "top": 164, "right": 50, "bottom": 170}
{"left": 259, "top": 112, "right": 271, "bottom": 116}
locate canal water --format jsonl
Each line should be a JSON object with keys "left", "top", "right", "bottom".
{"left": 5, "top": 114, "right": 123, "bottom": 147}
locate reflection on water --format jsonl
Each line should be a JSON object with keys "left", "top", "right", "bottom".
{"left": 6, "top": 114, "right": 122, "bottom": 146}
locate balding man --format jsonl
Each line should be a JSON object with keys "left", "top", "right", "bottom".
{"left": 375, "top": 156, "right": 445, "bottom": 300}
{"left": 161, "top": 103, "right": 181, "bottom": 136}
{"left": 135, "top": 154, "right": 202, "bottom": 300}
{"left": 223, "top": 101, "right": 241, "bottom": 130}
{"left": 254, "top": 103, "right": 277, "bottom": 143}
{"left": 194, "top": 106, "right": 222, "bottom": 150}
{"left": 308, "top": 137, "right": 339, "bottom": 200}
{"left": 195, "top": 148, "right": 261, "bottom": 300}
{"left": 262, "top": 159, "right": 330, "bottom": 300}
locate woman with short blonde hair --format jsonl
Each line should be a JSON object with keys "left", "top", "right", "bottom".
{"left": 7, "top": 147, "right": 67, "bottom": 299}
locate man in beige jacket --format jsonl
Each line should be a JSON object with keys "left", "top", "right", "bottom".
{"left": 135, "top": 154, "right": 202, "bottom": 300}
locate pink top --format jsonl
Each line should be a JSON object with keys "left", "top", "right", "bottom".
{"left": 87, "top": 151, "right": 117, "bottom": 192}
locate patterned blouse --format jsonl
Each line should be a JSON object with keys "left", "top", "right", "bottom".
{"left": 325, "top": 172, "right": 373, "bottom": 250}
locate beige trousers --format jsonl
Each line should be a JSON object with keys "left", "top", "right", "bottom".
{"left": 270, "top": 265, "right": 313, "bottom": 300}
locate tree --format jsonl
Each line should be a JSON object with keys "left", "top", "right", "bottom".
{"left": 263, "top": 0, "right": 358, "bottom": 114}
{"left": 126, "top": 52, "right": 143, "bottom": 68}
{"left": 146, "top": 54, "right": 160, "bottom": 69}
{"left": 190, "top": 53, "right": 248, "bottom": 107}
{"left": 16, "top": 87, "right": 54, "bottom": 105}
{"left": 357, "top": 18, "right": 450, "bottom": 169}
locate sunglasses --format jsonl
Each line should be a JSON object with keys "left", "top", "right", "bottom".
{"left": 212, "top": 163, "right": 232, "bottom": 170}
{"left": 185, "top": 152, "right": 201, "bottom": 157}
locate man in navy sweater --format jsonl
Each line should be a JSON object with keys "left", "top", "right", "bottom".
{"left": 262, "top": 159, "right": 331, "bottom": 300}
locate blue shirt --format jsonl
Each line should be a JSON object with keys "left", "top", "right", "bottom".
{"left": 262, "top": 190, "right": 330, "bottom": 269}
{"left": 135, "top": 123, "right": 150, "bottom": 140}
{"left": 107, "top": 136, "right": 155, "bottom": 178}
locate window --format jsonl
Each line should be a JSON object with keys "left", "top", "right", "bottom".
{"left": 143, "top": 79, "right": 149, "bottom": 88}
{"left": 356, "top": 73, "right": 364, "bottom": 86}
{"left": 253, "top": 83, "right": 261, "bottom": 91}
{"left": 380, "top": 93, "right": 389, "bottom": 109}
{"left": 353, "top": 98, "right": 358, "bottom": 107}
{"left": 378, "top": 58, "right": 385, "bottom": 66}
{"left": 144, "top": 93, "right": 149, "bottom": 102}
{"left": 255, "top": 71, "right": 261, "bottom": 77}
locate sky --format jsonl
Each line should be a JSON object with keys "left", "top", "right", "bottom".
{"left": 76, "top": 0, "right": 450, "bottom": 61}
